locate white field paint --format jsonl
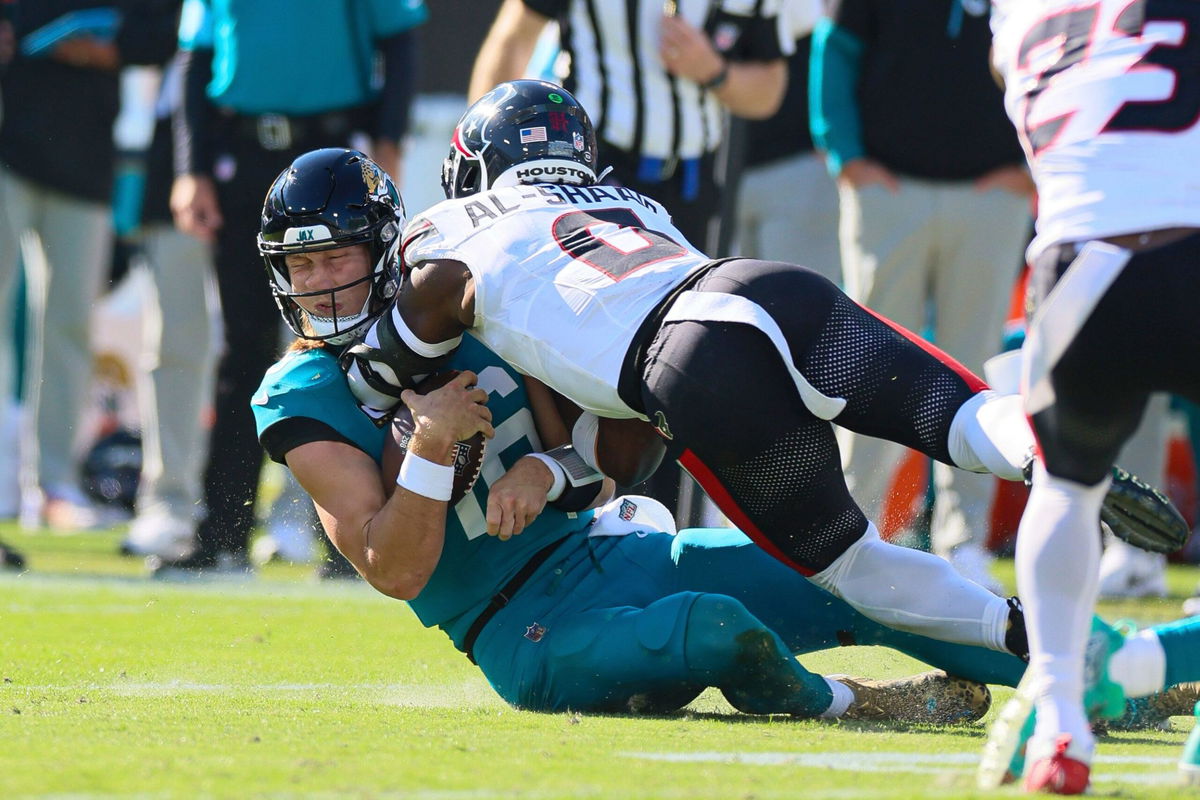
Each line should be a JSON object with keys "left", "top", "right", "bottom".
{"left": 12, "top": 680, "right": 506, "bottom": 709}
{"left": 623, "top": 751, "right": 1179, "bottom": 786}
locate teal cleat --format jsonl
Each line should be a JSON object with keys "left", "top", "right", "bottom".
{"left": 1082, "top": 616, "right": 1127, "bottom": 722}
{"left": 977, "top": 616, "right": 1127, "bottom": 789}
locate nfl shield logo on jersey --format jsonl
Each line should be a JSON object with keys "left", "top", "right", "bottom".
{"left": 619, "top": 498, "right": 637, "bottom": 522}
{"left": 524, "top": 623, "right": 547, "bottom": 643}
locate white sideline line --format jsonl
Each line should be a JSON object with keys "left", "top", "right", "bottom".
{"left": 10, "top": 680, "right": 505, "bottom": 708}
{"left": 17, "top": 680, "right": 455, "bottom": 692}
{"left": 0, "top": 571, "right": 382, "bottom": 601}
{"left": 16, "top": 681, "right": 391, "bottom": 693}
{"left": 623, "top": 751, "right": 1180, "bottom": 785}
{"left": 4, "top": 603, "right": 151, "bottom": 614}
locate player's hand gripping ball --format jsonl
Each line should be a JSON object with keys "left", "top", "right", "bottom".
{"left": 381, "top": 371, "right": 486, "bottom": 505}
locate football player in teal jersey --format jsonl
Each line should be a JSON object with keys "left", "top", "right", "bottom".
{"left": 249, "top": 148, "right": 1200, "bottom": 728}
{"left": 249, "top": 148, "right": 1030, "bottom": 720}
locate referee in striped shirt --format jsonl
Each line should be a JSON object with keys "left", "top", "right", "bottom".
{"left": 471, "top": 0, "right": 793, "bottom": 251}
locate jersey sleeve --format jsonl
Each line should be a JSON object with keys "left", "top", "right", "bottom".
{"left": 808, "top": 15, "right": 866, "bottom": 176}
{"left": 710, "top": 0, "right": 796, "bottom": 62}
{"left": 401, "top": 207, "right": 463, "bottom": 267}
{"left": 252, "top": 349, "right": 386, "bottom": 464}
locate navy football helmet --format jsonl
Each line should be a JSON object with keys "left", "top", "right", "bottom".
{"left": 258, "top": 148, "right": 405, "bottom": 345}
{"left": 442, "top": 80, "right": 599, "bottom": 199}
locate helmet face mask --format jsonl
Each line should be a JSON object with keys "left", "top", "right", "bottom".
{"left": 259, "top": 149, "right": 405, "bottom": 345}
{"left": 442, "top": 130, "right": 486, "bottom": 198}
{"left": 270, "top": 246, "right": 381, "bottom": 342}
{"left": 442, "top": 80, "right": 599, "bottom": 200}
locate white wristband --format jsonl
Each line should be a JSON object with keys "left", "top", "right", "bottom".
{"left": 525, "top": 453, "right": 568, "bottom": 501}
{"left": 572, "top": 412, "right": 601, "bottom": 471}
{"left": 396, "top": 451, "right": 454, "bottom": 501}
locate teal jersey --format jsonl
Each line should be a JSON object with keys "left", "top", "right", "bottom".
{"left": 252, "top": 346, "right": 387, "bottom": 463}
{"left": 178, "top": 0, "right": 428, "bottom": 115}
{"left": 251, "top": 337, "right": 594, "bottom": 646}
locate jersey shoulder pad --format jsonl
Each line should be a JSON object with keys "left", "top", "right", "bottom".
{"left": 251, "top": 348, "right": 381, "bottom": 451}
{"left": 402, "top": 201, "right": 467, "bottom": 266}
{"left": 256, "top": 348, "right": 342, "bottom": 397}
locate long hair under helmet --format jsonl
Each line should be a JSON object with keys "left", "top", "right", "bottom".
{"left": 258, "top": 148, "right": 406, "bottom": 345}
{"left": 442, "top": 80, "right": 600, "bottom": 199}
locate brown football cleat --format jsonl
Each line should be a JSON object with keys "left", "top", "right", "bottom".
{"left": 1103, "top": 681, "right": 1200, "bottom": 732}
{"left": 831, "top": 670, "right": 991, "bottom": 724}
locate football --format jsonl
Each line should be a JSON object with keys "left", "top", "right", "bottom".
{"left": 380, "top": 371, "right": 487, "bottom": 505}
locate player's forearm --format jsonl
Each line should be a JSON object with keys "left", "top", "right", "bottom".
{"left": 362, "top": 494, "right": 448, "bottom": 600}
{"left": 286, "top": 439, "right": 446, "bottom": 600}
{"left": 361, "top": 436, "right": 458, "bottom": 600}
{"left": 525, "top": 378, "right": 571, "bottom": 448}
{"left": 470, "top": 42, "right": 536, "bottom": 103}
{"left": 713, "top": 60, "right": 787, "bottom": 119}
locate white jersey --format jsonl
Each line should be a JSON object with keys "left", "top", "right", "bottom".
{"left": 403, "top": 184, "right": 712, "bottom": 418}
{"left": 991, "top": 0, "right": 1200, "bottom": 259}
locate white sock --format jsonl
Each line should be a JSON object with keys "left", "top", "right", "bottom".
{"left": 810, "top": 523, "right": 1011, "bottom": 651}
{"left": 1016, "top": 462, "right": 1108, "bottom": 753}
{"left": 820, "top": 677, "right": 855, "bottom": 718}
{"left": 1108, "top": 629, "right": 1167, "bottom": 698}
{"left": 946, "top": 391, "right": 1031, "bottom": 481}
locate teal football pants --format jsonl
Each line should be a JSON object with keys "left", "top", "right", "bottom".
{"left": 471, "top": 528, "right": 1025, "bottom": 713}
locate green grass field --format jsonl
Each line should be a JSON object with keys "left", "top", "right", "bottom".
{"left": 3, "top": 523, "right": 1198, "bottom": 799}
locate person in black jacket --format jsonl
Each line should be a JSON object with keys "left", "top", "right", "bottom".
{"left": 0, "top": 0, "right": 179, "bottom": 532}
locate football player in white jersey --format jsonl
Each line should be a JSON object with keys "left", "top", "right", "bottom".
{"left": 987, "top": 0, "right": 1200, "bottom": 793}
{"left": 340, "top": 80, "right": 1180, "bottom": 681}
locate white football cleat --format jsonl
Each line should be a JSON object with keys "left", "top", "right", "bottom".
{"left": 251, "top": 518, "right": 318, "bottom": 565}
{"left": 1098, "top": 538, "right": 1167, "bottom": 598}
{"left": 122, "top": 508, "right": 196, "bottom": 561}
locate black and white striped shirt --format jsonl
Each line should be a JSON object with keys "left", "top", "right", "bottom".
{"left": 524, "top": 0, "right": 794, "bottom": 160}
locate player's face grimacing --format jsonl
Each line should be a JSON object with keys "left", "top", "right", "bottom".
{"left": 284, "top": 244, "right": 373, "bottom": 320}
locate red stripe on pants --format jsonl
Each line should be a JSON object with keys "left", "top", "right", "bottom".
{"left": 678, "top": 449, "right": 815, "bottom": 577}
{"left": 861, "top": 305, "right": 990, "bottom": 394}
